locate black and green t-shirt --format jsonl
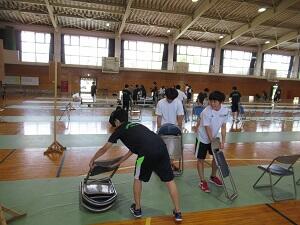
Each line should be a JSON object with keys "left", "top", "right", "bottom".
{"left": 108, "top": 122, "right": 166, "bottom": 156}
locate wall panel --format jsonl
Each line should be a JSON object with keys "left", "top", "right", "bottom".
{"left": 4, "top": 64, "right": 300, "bottom": 98}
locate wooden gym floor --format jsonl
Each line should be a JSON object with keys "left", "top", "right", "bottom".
{"left": 0, "top": 96, "right": 299, "bottom": 225}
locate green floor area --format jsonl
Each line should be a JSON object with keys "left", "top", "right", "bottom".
{"left": 1, "top": 132, "right": 300, "bottom": 149}
{"left": 1, "top": 166, "right": 299, "bottom": 225}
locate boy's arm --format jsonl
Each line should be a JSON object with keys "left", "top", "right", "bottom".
{"left": 220, "top": 123, "right": 226, "bottom": 149}
{"left": 192, "top": 118, "right": 200, "bottom": 132}
{"left": 157, "top": 115, "right": 162, "bottom": 129}
{"left": 111, "top": 150, "right": 133, "bottom": 167}
{"left": 204, "top": 126, "right": 213, "bottom": 142}
{"left": 89, "top": 142, "right": 113, "bottom": 168}
{"left": 177, "top": 115, "right": 184, "bottom": 129}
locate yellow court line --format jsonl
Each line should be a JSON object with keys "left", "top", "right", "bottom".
{"left": 145, "top": 217, "right": 151, "bottom": 225}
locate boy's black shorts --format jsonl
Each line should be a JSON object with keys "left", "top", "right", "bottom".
{"left": 196, "top": 141, "right": 219, "bottom": 159}
{"left": 134, "top": 147, "right": 174, "bottom": 182}
{"left": 231, "top": 103, "right": 239, "bottom": 113}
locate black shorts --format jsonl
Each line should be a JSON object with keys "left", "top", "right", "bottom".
{"left": 231, "top": 104, "right": 239, "bottom": 113}
{"left": 134, "top": 148, "right": 174, "bottom": 182}
{"left": 195, "top": 141, "right": 218, "bottom": 159}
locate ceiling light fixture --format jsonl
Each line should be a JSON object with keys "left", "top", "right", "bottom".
{"left": 219, "top": 35, "right": 224, "bottom": 39}
{"left": 167, "top": 29, "right": 171, "bottom": 33}
{"left": 106, "top": 23, "right": 110, "bottom": 27}
{"left": 265, "top": 40, "right": 270, "bottom": 44}
{"left": 258, "top": 7, "right": 266, "bottom": 13}
{"left": 192, "top": 0, "right": 198, "bottom": 2}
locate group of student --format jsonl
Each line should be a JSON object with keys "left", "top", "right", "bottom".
{"left": 89, "top": 84, "right": 234, "bottom": 222}
{"left": 121, "top": 84, "right": 148, "bottom": 111}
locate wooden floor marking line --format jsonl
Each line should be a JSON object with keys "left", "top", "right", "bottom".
{"left": 265, "top": 203, "right": 297, "bottom": 225}
{"left": 145, "top": 217, "right": 151, "bottom": 225}
{"left": 0, "top": 149, "right": 16, "bottom": 164}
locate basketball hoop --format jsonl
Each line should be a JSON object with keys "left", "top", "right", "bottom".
{"left": 265, "top": 69, "right": 278, "bottom": 82}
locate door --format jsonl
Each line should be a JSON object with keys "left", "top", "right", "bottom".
{"left": 271, "top": 84, "right": 278, "bottom": 101}
{"left": 80, "top": 77, "right": 96, "bottom": 103}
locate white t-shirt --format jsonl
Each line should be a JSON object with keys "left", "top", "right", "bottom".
{"left": 176, "top": 89, "right": 187, "bottom": 102}
{"left": 156, "top": 98, "right": 184, "bottom": 125}
{"left": 197, "top": 105, "right": 229, "bottom": 144}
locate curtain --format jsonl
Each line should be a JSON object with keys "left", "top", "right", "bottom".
{"left": 261, "top": 53, "right": 264, "bottom": 76}
{"left": 49, "top": 33, "right": 54, "bottom": 62}
{"left": 15, "top": 30, "right": 22, "bottom": 61}
{"left": 161, "top": 43, "right": 168, "bottom": 70}
{"left": 61, "top": 34, "right": 65, "bottom": 64}
{"left": 249, "top": 52, "right": 257, "bottom": 75}
{"left": 287, "top": 56, "right": 294, "bottom": 78}
{"left": 173, "top": 44, "right": 177, "bottom": 62}
{"left": 219, "top": 49, "right": 224, "bottom": 73}
{"left": 120, "top": 40, "right": 124, "bottom": 67}
{"left": 108, "top": 39, "right": 115, "bottom": 57}
{"left": 209, "top": 48, "right": 215, "bottom": 73}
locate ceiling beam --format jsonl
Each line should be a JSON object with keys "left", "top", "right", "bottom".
{"left": 117, "top": 0, "right": 134, "bottom": 35}
{"left": 262, "top": 31, "right": 300, "bottom": 51}
{"left": 15, "top": 0, "right": 124, "bottom": 15}
{"left": 13, "top": 0, "right": 300, "bottom": 31}
{"left": 44, "top": 0, "right": 58, "bottom": 31}
{"left": 2, "top": 8, "right": 298, "bottom": 44}
{"left": 220, "top": 0, "right": 300, "bottom": 47}
{"left": 173, "top": 0, "right": 219, "bottom": 42}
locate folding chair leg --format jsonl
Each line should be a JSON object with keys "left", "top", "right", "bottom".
{"left": 272, "top": 176, "right": 284, "bottom": 186}
{"left": 297, "top": 178, "right": 300, "bottom": 185}
{"left": 269, "top": 173, "right": 297, "bottom": 201}
{"left": 292, "top": 174, "right": 297, "bottom": 198}
{"left": 253, "top": 170, "right": 268, "bottom": 188}
{"left": 269, "top": 173, "right": 276, "bottom": 201}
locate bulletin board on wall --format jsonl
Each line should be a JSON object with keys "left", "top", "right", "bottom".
{"left": 3, "top": 76, "right": 20, "bottom": 85}
{"left": 3, "top": 76, "right": 39, "bottom": 86}
{"left": 21, "top": 77, "right": 39, "bottom": 86}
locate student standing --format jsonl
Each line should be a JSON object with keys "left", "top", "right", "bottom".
{"left": 195, "top": 91, "right": 229, "bottom": 193}
{"left": 229, "top": 86, "right": 241, "bottom": 121}
{"left": 90, "top": 81, "right": 97, "bottom": 103}
{"left": 122, "top": 84, "right": 132, "bottom": 112}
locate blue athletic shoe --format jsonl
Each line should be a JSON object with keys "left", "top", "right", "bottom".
{"left": 130, "top": 204, "right": 142, "bottom": 218}
{"left": 173, "top": 209, "right": 183, "bottom": 222}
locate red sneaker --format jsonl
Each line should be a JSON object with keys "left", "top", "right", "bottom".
{"left": 199, "top": 181, "right": 210, "bottom": 193}
{"left": 209, "top": 176, "right": 223, "bottom": 186}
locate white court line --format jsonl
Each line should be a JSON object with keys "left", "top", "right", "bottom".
{"left": 116, "top": 158, "right": 279, "bottom": 171}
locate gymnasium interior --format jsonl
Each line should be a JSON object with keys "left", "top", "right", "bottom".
{"left": 0, "top": 0, "right": 300, "bottom": 224}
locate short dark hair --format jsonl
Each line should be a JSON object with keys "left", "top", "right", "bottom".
{"left": 232, "top": 86, "right": 237, "bottom": 90}
{"left": 204, "top": 88, "right": 209, "bottom": 92}
{"left": 125, "top": 84, "right": 129, "bottom": 88}
{"left": 209, "top": 91, "right": 225, "bottom": 102}
{"left": 109, "top": 107, "right": 128, "bottom": 127}
{"left": 197, "top": 92, "right": 206, "bottom": 104}
{"left": 165, "top": 88, "right": 178, "bottom": 100}
{"left": 175, "top": 85, "right": 181, "bottom": 90}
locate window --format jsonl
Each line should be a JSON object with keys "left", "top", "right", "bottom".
{"left": 21, "top": 31, "right": 51, "bottom": 63}
{"left": 177, "top": 45, "right": 212, "bottom": 73}
{"left": 124, "top": 40, "right": 164, "bottom": 70}
{"left": 223, "top": 50, "right": 252, "bottom": 75}
{"left": 264, "top": 54, "right": 291, "bottom": 78}
{"left": 64, "top": 35, "right": 108, "bottom": 66}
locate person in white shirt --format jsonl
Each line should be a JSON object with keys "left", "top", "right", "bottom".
{"left": 195, "top": 91, "right": 229, "bottom": 193}
{"left": 156, "top": 88, "right": 184, "bottom": 129}
{"left": 156, "top": 88, "right": 184, "bottom": 172}
{"left": 175, "top": 85, "right": 189, "bottom": 122}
